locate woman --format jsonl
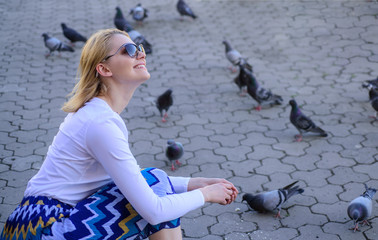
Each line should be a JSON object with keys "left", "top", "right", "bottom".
{"left": 1, "top": 29, "right": 238, "bottom": 240}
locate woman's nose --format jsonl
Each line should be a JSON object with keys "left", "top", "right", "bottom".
{"left": 136, "top": 50, "right": 146, "bottom": 59}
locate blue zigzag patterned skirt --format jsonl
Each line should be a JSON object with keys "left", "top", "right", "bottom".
{"left": 1, "top": 168, "right": 180, "bottom": 240}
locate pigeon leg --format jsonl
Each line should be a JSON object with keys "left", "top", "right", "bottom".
{"left": 227, "top": 66, "right": 237, "bottom": 73}
{"left": 362, "top": 220, "right": 370, "bottom": 226}
{"left": 161, "top": 112, "right": 168, "bottom": 122}
{"left": 350, "top": 222, "right": 360, "bottom": 232}
{"left": 175, "top": 160, "right": 182, "bottom": 167}
{"left": 255, "top": 105, "right": 262, "bottom": 111}
{"left": 274, "top": 210, "right": 282, "bottom": 219}
{"left": 239, "top": 88, "right": 247, "bottom": 97}
{"left": 294, "top": 134, "right": 303, "bottom": 142}
{"left": 171, "top": 162, "right": 176, "bottom": 171}
{"left": 368, "top": 112, "right": 377, "bottom": 119}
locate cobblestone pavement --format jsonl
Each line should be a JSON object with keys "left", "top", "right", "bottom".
{"left": 1, "top": 0, "right": 378, "bottom": 239}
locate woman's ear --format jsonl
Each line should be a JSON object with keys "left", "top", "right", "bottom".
{"left": 96, "top": 63, "right": 112, "bottom": 78}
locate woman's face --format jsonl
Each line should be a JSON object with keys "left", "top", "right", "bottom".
{"left": 105, "top": 34, "right": 150, "bottom": 85}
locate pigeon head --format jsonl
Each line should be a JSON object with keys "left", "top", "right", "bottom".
{"left": 163, "top": 89, "right": 173, "bottom": 97}
{"left": 242, "top": 193, "right": 254, "bottom": 202}
{"left": 115, "top": 6, "right": 124, "bottom": 17}
{"left": 289, "top": 99, "right": 297, "bottom": 107}
{"left": 61, "top": 23, "right": 67, "bottom": 30}
{"left": 222, "top": 40, "right": 231, "bottom": 52}
{"left": 167, "top": 139, "right": 175, "bottom": 146}
{"left": 41, "top": 33, "right": 49, "bottom": 40}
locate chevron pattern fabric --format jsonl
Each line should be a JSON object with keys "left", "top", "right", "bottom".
{"left": 1, "top": 168, "right": 180, "bottom": 240}
{"left": 0, "top": 196, "right": 73, "bottom": 240}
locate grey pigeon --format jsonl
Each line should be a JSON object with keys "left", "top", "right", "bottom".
{"left": 165, "top": 139, "right": 184, "bottom": 171}
{"left": 129, "top": 3, "right": 148, "bottom": 24}
{"left": 42, "top": 33, "right": 74, "bottom": 57}
{"left": 242, "top": 64, "right": 283, "bottom": 111}
{"left": 289, "top": 99, "right": 328, "bottom": 142}
{"left": 242, "top": 181, "right": 304, "bottom": 218}
{"left": 156, "top": 89, "right": 173, "bottom": 122}
{"left": 114, "top": 6, "right": 133, "bottom": 32}
{"left": 362, "top": 76, "right": 378, "bottom": 90}
{"left": 127, "top": 29, "right": 152, "bottom": 54}
{"left": 222, "top": 40, "right": 252, "bottom": 73}
{"left": 176, "top": 0, "right": 197, "bottom": 20}
{"left": 368, "top": 86, "right": 378, "bottom": 118}
{"left": 61, "top": 23, "right": 87, "bottom": 46}
{"left": 347, "top": 184, "right": 376, "bottom": 232}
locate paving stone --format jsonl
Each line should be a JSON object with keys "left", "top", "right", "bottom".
{"left": 181, "top": 215, "right": 216, "bottom": 238}
{"left": 210, "top": 212, "right": 254, "bottom": 235}
{"left": 293, "top": 225, "right": 340, "bottom": 240}
{"left": 311, "top": 202, "right": 349, "bottom": 223}
{"left": 292, "top": 169, "right": 332, "bottom": 187}
{"left": 221, "top": 159, "right": 261, "bottom": 177}
{"left": 328, "top": 166, "right": 370, "bottom": 185}
{"left": 247, "top": 144, "right": 285, "bottom": 160}
{"left": 353, "top": 162, "right": 378, "bottom": 179}
{"left": 255, "top": 158, "right": 296, "bottom": 175}
{"left": 280, "top": 206, "right": 328, "bottom": 229}
{"left": 281, "top": 154, "right": 320, "bottom": 171}
{"left": 322, "top": 222, "right": 368, "bottom": 240}
{"left": 316, "top": 152, "right": 355, "bottom": 169}
{"left": 249, "top": 228, "right": 299, "bottom": 240}
{"left": 214, "top": 146, "right": 252, "bottom": 162}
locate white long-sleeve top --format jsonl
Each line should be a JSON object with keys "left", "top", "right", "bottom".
{"left": 24, "top": 97, "right": 204, "bottom": 225}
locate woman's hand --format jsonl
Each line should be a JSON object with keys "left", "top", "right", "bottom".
{"left": 189, "top": 178, "right": 238, "bottom": 205}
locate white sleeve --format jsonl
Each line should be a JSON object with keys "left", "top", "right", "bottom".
{"left": 86, "top": 118, "right": 204, "bottom": 225}
{"left": 169, "top": 176, "right": 190, "bottom": 193}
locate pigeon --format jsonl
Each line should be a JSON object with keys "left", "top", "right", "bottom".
{"left": 176, "top": 0, "right": 197, "bottom": 20}
{"left": 61, "top": 23, "right": 87, "bottom": 46}
{"left": 156, "top": 89, "right": 173, "bottom": 122}
{"left": 362, "top": 76, "right": 378, "bottom": 90}
{"left": 42, "top": 33, "right": 74, "bottom": 57}
{"left": 289, "top": 99, "right": 328, "bottom": 142}
{"left": 165, "top": 139, "right": 184, "bottom": 171}
{"left": 242, "top": 65, "right": 283, "bottom": 111}
{"left": 368, "top": 86, "right": 378, "bottom": 118}
{"left": 234, "top": 61, "right": 254, "bottom": 96}
{"left": 347, "top": 184, "right": 376, "bottom": 232}
{"left": 242, "top": 181, "right": 304, "bottom": 219}
{"left": 114, "top": 6, "right": 133, "bottom": 32}
{"left": 129, "top": 3, "right": 148, "bottom": 24}
{"left": 127, "top": 29, "right": 152, "bottom": 54}
{"left": 222, "top": 40, "right": 252, "bottom": 73}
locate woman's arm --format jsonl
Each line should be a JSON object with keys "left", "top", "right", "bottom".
{"left": 86, "top": 118, "right": 205, "bottom": 225}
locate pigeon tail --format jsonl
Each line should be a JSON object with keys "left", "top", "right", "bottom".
{"left": 310, "top": 126, "right": 328, "bottom": 137}
{"left": 285, "top": 186, "right": 304, "bottom": 200}
{"left": 59, "top": 43, "right": 75, "bottom": 52}
{"left": 272, "top": 94, "right": 283, "bottom": 105}
{"left": 363, "top": 184, "right": 377, "bottom": 199}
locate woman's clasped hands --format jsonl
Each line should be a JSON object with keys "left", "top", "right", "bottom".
{"left": 188, "top": 177, "right": 239, "bottom": 205}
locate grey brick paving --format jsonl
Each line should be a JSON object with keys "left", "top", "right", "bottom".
{"left": 1, "top": 0, "right": 378, "bottom": 239}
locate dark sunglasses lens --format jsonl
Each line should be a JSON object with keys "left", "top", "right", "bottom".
{"left": 124, "top": 44, "right": 138, "bottom": 57}
{"left": 138, "top": 45, "right": 145, "bottom": 54}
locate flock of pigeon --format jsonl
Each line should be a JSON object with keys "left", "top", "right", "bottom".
{"left": 39, "top": 0, "right": 378, "bottom": 234}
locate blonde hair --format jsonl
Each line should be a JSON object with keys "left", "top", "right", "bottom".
{"left": 62, "top": 29, "right": 130, "bottom": 113}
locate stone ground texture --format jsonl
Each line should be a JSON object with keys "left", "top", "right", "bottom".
{"left": 1, "top": 0, "right": 378, "bottom": 239}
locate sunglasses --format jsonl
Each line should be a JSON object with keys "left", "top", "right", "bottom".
{"left": 102, "top": 43, "right": 145, "bottom": 62}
